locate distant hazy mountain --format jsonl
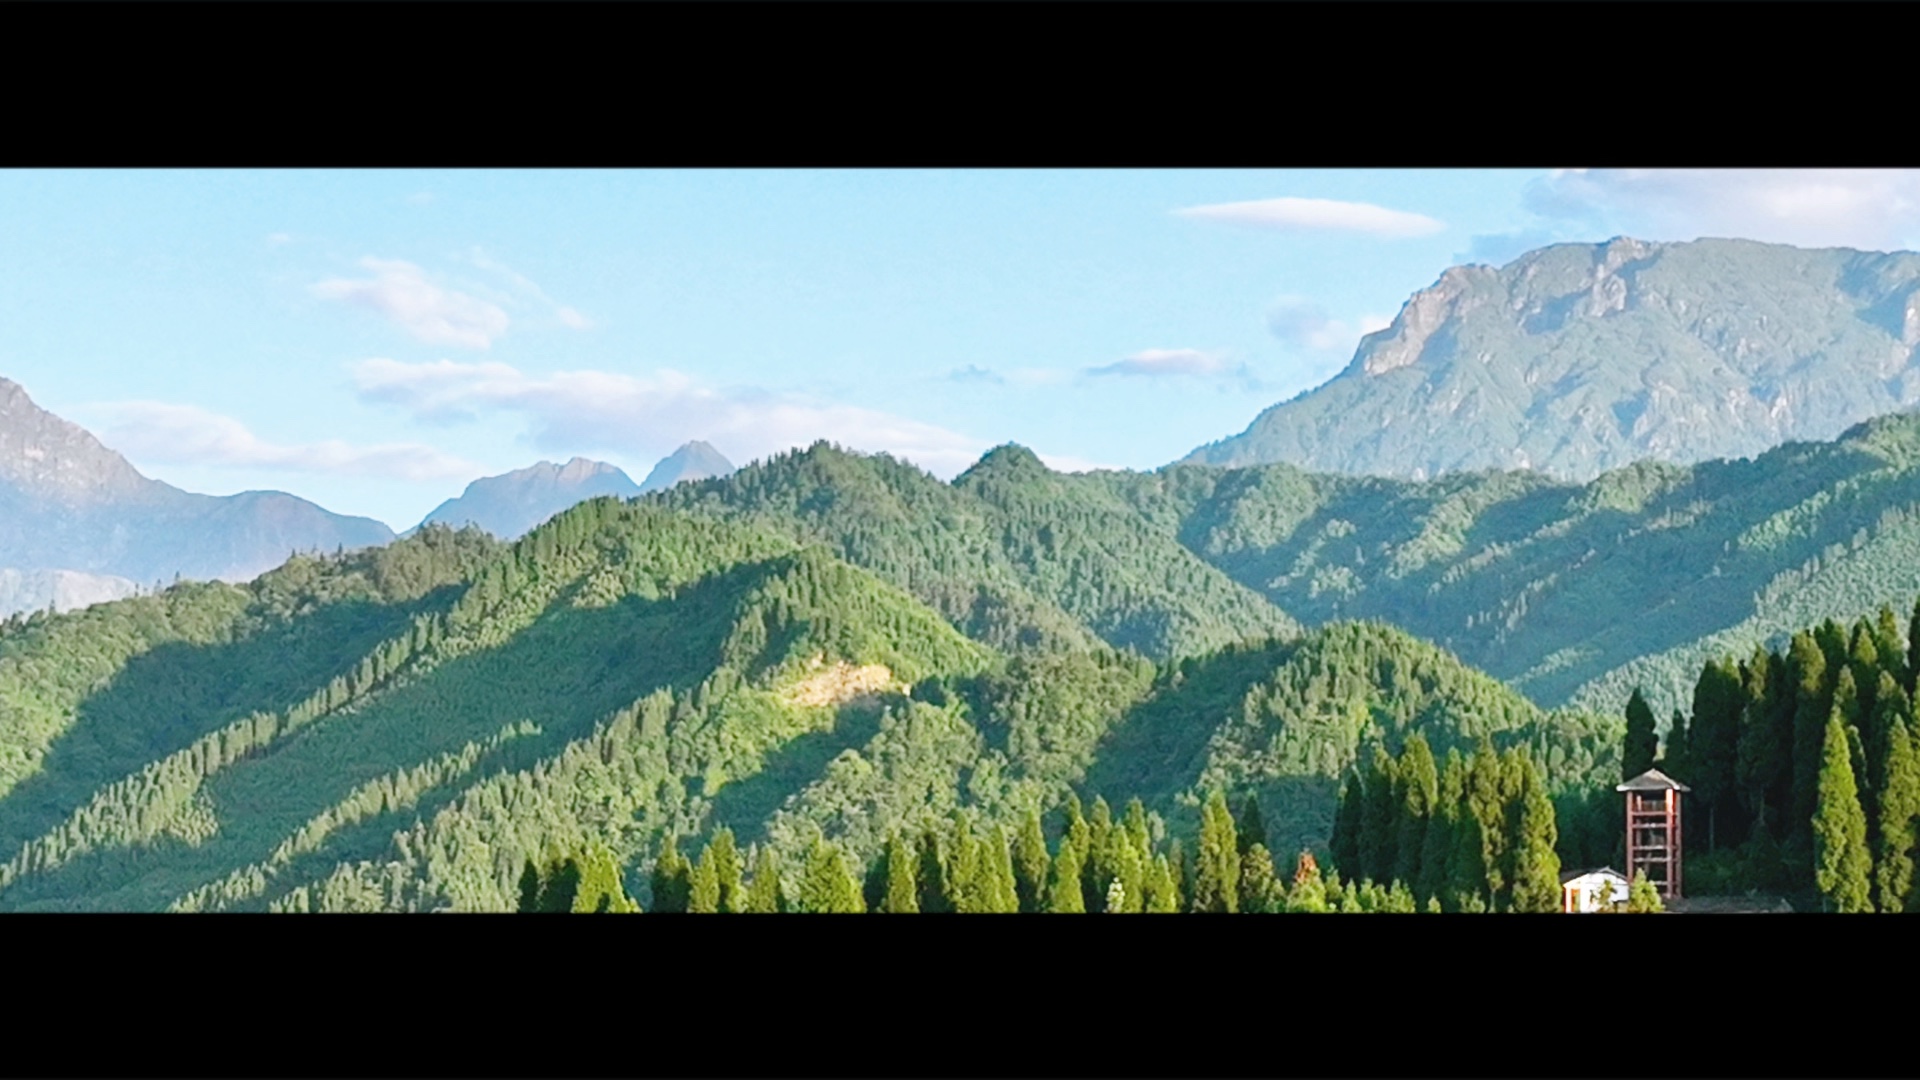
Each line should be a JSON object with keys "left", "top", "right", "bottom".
{"left": 417, "top": 444, "right": 736, "bottom": 541}
{"left": 0, "top": 569, "right": 140, "bottom": 616}
{"left": 639, "top": 440, "right": 734, "bottom": 494}
{"left": 0, "top": 377, "right": 395, "bottom": 616}
{"left": 1185, "top": 236, "right": 1920, "bottom": 480}
{"left": 417, "top": 457, "right": 642, "bottom": 541}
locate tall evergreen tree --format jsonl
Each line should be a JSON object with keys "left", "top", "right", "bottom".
{"left": 1788, "top": 629, "right": 1831, "bottom": 872}
{"left": 1236, "top": 794, "right": 1268, "bottom": 857}
{"left": 1420, "top": 749, "right": 1466, "bottom": 906}
{"left": 881, "top": 832, "right": 919, "bottom": 913}
{"left": 649, "top": 836, "right": 692, "bottom": 913}
{"left": 1239, "top": 843, "right": 1281, "bottom": 913}
{"left": 1286, "top": 851, "right": 1329, "bottom": 913}
{"left": 1330, "top": 770, "right": 1364, "bottom": 880}
{"left": 1623, "top": 688, "right": 1660, "bottom": 780}
{"left": 1394, "top": 733, "right": 1438, "bottom": 888}
{"left": 1046, "top": 840, "right": 1086, "bottom": 913}
{"left": 916, "top": 829, "right": 952, "bottom": 914}
{"left": 1736, "top": 658, "right": 1790, "bottom": 841}
{"left": 1690, "top": 658, "right": 1745, "bottom": 853}
{"left": 1013, "top": 808, "right": 1050, "bottom": 914}
{"left": 708, "top": 827, "right": 743, "bottom": 913}
{"left": 1507, "top": 760, "right": 1562, "bottom": 913}
{"left": 744, "top": 846, "right": 787, "bottom": 914}
{"left": 688, "top": 844, "right": 722, "bottom": 913}
{"left": 1465, "top": 740, "right": 1505, "bottom": 902}
{"left": 1190, "top": 789, "right": 1241, "bottom": 913}
{"left": 1359, "top": 745, "right": 1401, "bottom": 884}
{"left": 1875, "top": 604, "right": 1907, "bottom": 689}
{"left": 1814, "top": 710, "right": 1874, "bottom": 913}
{"left": 1908, "top": 595, "right": 1920, "bottom": 697}
{"left": 572, "top": 844, "right": 637, "bottom": 913}
{"left": 797, "top": 834, "right": 866, "bottom": 914}
{"left": 1874, "top": 716, "right": 1920, "bottom": 913}
{"left": 1143, "top": 854, "right": 1180, "bottom": 913}
{"left": 983, "top": 825, "right": 1022, "bottom": 914}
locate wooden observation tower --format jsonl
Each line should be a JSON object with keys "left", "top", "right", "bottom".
{"left": 1617, "top": 769, "right": 1689, "bottom": 900}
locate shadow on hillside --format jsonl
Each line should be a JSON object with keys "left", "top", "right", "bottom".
{"left": 0, "top": 589, "right": 456, "bottom": 856}
{"left": 0, "top": 560, "right": 787, "bottom": 911}
{"left": 703, "top": 699, "right": 888, "bottom": 848}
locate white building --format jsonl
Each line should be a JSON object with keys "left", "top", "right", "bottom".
{"left": 1560, "top": 867, "right": 1630, "bottom": 913}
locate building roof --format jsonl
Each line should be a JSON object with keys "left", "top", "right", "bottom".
{"left": 1616, "top": 768, "right": 1691, "bottom": 792}
{"left": 1560, "top": 866, "right": 1629, "bottom": 886}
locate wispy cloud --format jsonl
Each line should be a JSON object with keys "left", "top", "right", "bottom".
{"left": 462, "top": 247, "right": 595, "bottom": 331}
{"left": 946, "top": 364, "right": 1006, "bottom": 385}
{"left": 91, "top": 402, "right": 481, "bottom": 483}
{"left": 351, "top": 358, "right": 994, "bottom": 479}
{"left": 1267, "top": 298, "right": 1393, "bottom": 354}
{"left": 1087, "top": 348, "right": 1231, "bottom": 378}
{"left": 1464, "top": 169, "right": 1920, "bottom": 258}
{"left": 1176, "top": 196, "right": 1445, "bottom": 238}
{"left": 312, "top": 258, "right": 510, "bottom": 349}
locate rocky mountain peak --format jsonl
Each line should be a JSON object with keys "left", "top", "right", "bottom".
{"left": 0, "top": 377, "right": 158, "bottom": 505}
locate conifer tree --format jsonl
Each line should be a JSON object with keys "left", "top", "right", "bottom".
{"left": 1239, "top": 842, "right": 1281, "bottom": 913}
{"left": 881, "top": 832, "right": 919, "bottom": 913}
{"left": 1465, "top": 740, "right": 1505, "bottom": 901}
{"left": 1082, "top": 797, "right": 1114, "bottom": 911}
{"left": 517, "top": 858, "right": 543, "bottom": 912}
{"left": 916, "top": 829, "right": 952, "bottom": 914}
{"left": 1875, "top": 717, "right": 1920, "bottom": 914}
{"left": 1663, "top": 709, "right": 1690, "bottom": 784}
{"left": 1190, "top": 789, "right": 1241, "bottom": 913}
{"left": 1236, "top": 794, "right": 1268, "bottom": 857}
{"left": 1395, "top": 733, "right": 1438, "bottom": 888}
{"left": 573, "top": 844, "right": 637, "bottom": 913}
{"left": 1691, "top": 658, "right": 1745, "bottom": 853}
{"left": 1330, "top": 770, "right": 1364, "bottom": 880}
{"left": 1814, "top": 710, "right": 1874, "bottom": 913}
{"left": 1123, "top": 798, "right": 1153, "bottom": 865}
{"left": 1013, "top": 807, "right": 1050, "bottom": 913}
{"left": 1360, "top": 745, "right": 1401, "bottom": 884}
{"left": 1623, "top": 688, "right": 1659, "bottom": 780}
{"left": 797, "top": 834, "right": 865, "bottom": 913}
{"left": 948, "top": 815, "right": 985, "bottom": 913}
{"left": 1507, "top": 760, "right": 1562, "bottom": 913}
{"left": 1420, "top": 750, "right": 1466, "bottom": 906}
{"left": 538, "top": 857, "right": 582, "bottom": 913}
{"left": 1286, "top": 851, "right": 1328, "bottom": 913}
{"left": 1789, "top": 629, "right": 1831, "bottom": 870}
{"left": 1143, "top": 854, "right": 1179, "bottom": 913}
{"left": 744, "top": 846, "right": 787, "bottom": 914}
{"left": 1850, "top": 621, "right": 1883, "bottom": 725}
{"left": 1046, "top": 840, "right": 1086, "bottom": 913}
{"left": 650, "top": 836, "right": 692, "bottom": 913}
{"left": 983, "top": 824, "right": 1021, "bottom": 913}
{"left": 1908, "top": 595, "right": 1920, "bottom": 696}
{"left": 708, "top": 827, "right": 743, "bottom": 913}
{"left": 1876, "top": 604, "right": 1907, "bottom": 689}
{"left": 688, "top": 845, "right": 722, "bottom": 913}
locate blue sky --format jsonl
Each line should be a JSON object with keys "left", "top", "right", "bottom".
{"left": 6, "top": 168, "right": 1919, "bottom": 530}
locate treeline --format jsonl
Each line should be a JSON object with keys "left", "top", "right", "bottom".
{"left": 1639, "top": 599, "right": 1920, "bottom": 911}
{"left": 1327, "top": 734, "right": 1561, "bottom": 912}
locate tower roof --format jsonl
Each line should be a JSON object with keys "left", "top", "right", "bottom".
{"left": 1616, "top": 768, "right": 1691, "bottom": 793}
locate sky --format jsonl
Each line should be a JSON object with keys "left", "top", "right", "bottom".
{"left": 5, "top": 168, "right": 1920, "bottom": 531}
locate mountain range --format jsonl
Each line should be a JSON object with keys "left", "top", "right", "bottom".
{"left": 1186, "top": 236, "right": 1920, "bottom": 481}
{"left": 415, "top": 443, "right": 734, "bottom": 542}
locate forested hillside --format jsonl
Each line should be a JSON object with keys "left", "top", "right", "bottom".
{"left": 0, "top": 482, "right": 1618, "bottom": 911}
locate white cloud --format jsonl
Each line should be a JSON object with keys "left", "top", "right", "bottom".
{"left": 1267, "top": 298, "right": 1392, "bottom": 353}
{"left": 1176, "top": 196, "right": 1445, "bottom": 238}
{"left": 92, "top": 402, "right": 481, "bottom": 483}
{"left": 350, "top": 358, "right": 993, "bottom": 479}
{"left": 312, "top": 258, "right": 510, "bottom": 349}
{"left": 1520, "top": 169, "right": 1920, "bottom": 252}
{"left": 1087, "top": 348, "right": 1231, "bottom": 378}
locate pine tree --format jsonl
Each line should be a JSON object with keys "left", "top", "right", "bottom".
{"left": 1876, "top": 604, "right": 1907, "bottom": 689}
{"left": 1814, "top": 710, "right": 1874, "bottom": 913}
{"left": 983, "top": 825, "right": 1022, "bottom": 913}
{"left": 916, "top": 828, "right": 952, "bottom": 914}
{"left": 1507, "top": 759, "right": 1562, "bottom": 913}
{"left": 1143, "top": 854, "right": 1180, "bottom": 913}
{"left": 744, "top": 846, "right": 787, "bottom": 914}
{"left": 1420, "top": 749, "right": 1465, "bottom": 906}
{"left": 1236, "top": 794, "right": 1268, "bottom": 857}
{"left": 1624, "top": 688, "right": 1660, "bottom": 780}
{"left": 1046, "top": 840, "right": 1086, "bottom": 913}
{"left": 517, "top": 858, "right": 543, "bottom": 912}
{"left": 1875, "top": 716, "right": 1920, "bottom": 913}
{"left": 1239, "top": 843, "right": 1281, "bottom": 913}
{"left": 1329, "top": 770, "right": 1364, "bottom": 881}
{"left": 797, "top": 834, "right": 865, "bottom": 913}
{"left": 709, "top": 827, "right": 744, "bottom": 913}
{"left": 1908, "top": 595, "right": 1920, "bottom": 697}
{"left": 1788, "top": 629, "right": 1831, "bottom": 875}
{"left": 573, "top": 844, "right": 637, "bottom": 913}
{"left": 1691, "top": 658, "right": 1744, "bottom": 853}
{"left": 1465, "top": 740, "right": 1504, "bottom": 902}
{"left": 1359, "top": 745, "right": 1401, "bottom": 885}
{"left": 1395, "top": 733, "right": 1438, "bottom": 889}
{"left": 650, "top": 836, "right": 692, "bottom": 913}
{"left": 881, "top": 832, "right": 918, "bottom": 913}
{"left": 1013, "top": 807, "right": 1050, "bottom": 913}
{"left": 1190, "top": 789, "right": 1241, "bottom": 913}
{"left": 688, "top": 844, "right": 722, "bottom": 913}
